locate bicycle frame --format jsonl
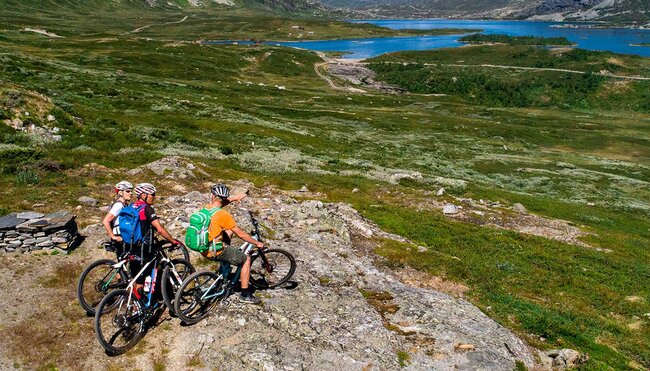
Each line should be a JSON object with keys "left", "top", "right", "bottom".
{"left": 122, "top": 250, "right": 174, "bottom": 311}
{"left": 196, "top": 212, "right": 266, "bottom": 302}
{"left": 94, "top": 259, "right": 129, "bottom": 293}
{"left": 197, "top": 265, "right": 239, "bottom": 301}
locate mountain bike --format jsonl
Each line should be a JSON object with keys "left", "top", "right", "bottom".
{"left": 173, "top": 211, "right": 296, "bottom": 324}
{"left": 94, "top": 246, "right": 194, "bottom": 355}
{"left": 77, "top": 240, "right": 189, "bottom": 316}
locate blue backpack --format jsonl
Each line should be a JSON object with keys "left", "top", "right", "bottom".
{"left": 118, "top": 204, "right": 145, "bottom": 246}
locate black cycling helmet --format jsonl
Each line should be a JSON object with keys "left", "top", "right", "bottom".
{"left": 211, "top": 183, "right": 230, "bottom": 199}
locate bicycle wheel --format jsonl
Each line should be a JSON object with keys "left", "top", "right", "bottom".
{"left": 77, "top": 259, "right": 128, "bottom": 315}
{"left": 174, "top": 271, "right": 223, "bottom": 325}
{"left": 161, "top": 258, "right": 195, "bottom": 315}
{"left": 250, "top": 248, "right": 296, "bottom": 289}
{"left": 167, "top": 244, "right": 190, "bottom": 262}
{"left": 95, "top": 289, "right": 145, "bottom": 355}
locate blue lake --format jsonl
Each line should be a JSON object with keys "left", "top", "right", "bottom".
{"left": 268, "top": 19, "right": 650, "bottom": 59}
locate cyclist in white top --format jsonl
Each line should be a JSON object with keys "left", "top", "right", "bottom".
{"left": 102, "top": 181, "right": 133, "bottom": 255}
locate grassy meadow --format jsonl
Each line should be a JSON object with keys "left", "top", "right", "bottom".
{"left": 0, "top": 4, "right": 649, "bottom": 369}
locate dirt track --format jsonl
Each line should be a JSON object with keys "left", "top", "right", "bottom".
{"left": 314, "top": 51, "right": 367, "bottom": 93}
{"left": 127, "top": 15, "right": 190, "bottom": 34}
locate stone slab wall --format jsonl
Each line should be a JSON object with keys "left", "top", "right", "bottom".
{"left": 0, "top": 211, "right": 79, "bottom": 253}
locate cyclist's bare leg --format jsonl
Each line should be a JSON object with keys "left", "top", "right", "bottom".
{"left": 240, "top": 256, "right": 251, "bottom": 290}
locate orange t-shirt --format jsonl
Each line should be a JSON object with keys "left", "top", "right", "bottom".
{"left": 208, "top": 208, "right": 237, "bottom": 242}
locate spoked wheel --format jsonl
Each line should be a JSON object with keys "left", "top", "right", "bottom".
{"left": 174, "top": 271, "right": 224, "bottom": 325}
{"left": 161, "top": 258, "right": 195, "bottom": 315}
{"left": 77, "top": 259, "right": 128, "bottom": 315}
{"left": 95, "top": 289, "right": 145, "bottom": 356}
{"left": 250, "top": 248, "right": 296, "bottom": 289}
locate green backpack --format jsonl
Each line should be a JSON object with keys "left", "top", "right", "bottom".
{"left": 185, "top": 207, "right": 221, "bottom": 253}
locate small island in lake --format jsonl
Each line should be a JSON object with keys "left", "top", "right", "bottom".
{"left": 459, "top": 34, "right": 574, "bottom": 46}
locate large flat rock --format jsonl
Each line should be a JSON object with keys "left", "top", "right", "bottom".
{"left": 0, "top": 214, "right": 25, "bottom": 231}
{"left": 16, "top": 212, "right": 45, "bottom": 220}
{"left": 147, "top": 190, "right": 538, "bottom": 370}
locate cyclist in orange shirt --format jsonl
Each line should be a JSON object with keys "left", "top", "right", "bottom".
{"left": 205, "top": 184, "right": 264, "bottom": 304}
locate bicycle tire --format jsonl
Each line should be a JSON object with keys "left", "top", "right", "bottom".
{"left": 167, "top": 244, "right": 190, "bottom": 262}
{"left": 174, "top": 270, "right": 223, "bottom": 325}
{"left": 94, "top": 289, "right": 145, "bottom": 355}
{"left": 250, "top": 248, "right": 296, "bottom": 289}
{"left": 77, "top": 259, "right": 128, "bottom": 315}
{"left": 161, "top": 258, "right": 195, "bottom": 315}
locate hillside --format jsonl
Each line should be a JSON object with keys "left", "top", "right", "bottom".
{"left": 0, "top": 0, "right": 322, "bottom": 12}
{"left": 0, "top": 168, "right": 546, "bottom": 370}
{"left": 0, "top": 2, "right": 649, "bottom": 370}
{"left": 319, "top": 0, "right": 650, "bottom": 23}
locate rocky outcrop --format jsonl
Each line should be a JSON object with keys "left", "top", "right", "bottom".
{"left": 327, "top": 62, "right": 406, "bottom": 94}
{"left": 541, "top": 349, "right": 589, "bottom": 369}
{"left": 79, "top": 184, "right": 541, "bottom": 370}
{"left": 0, "top": 182, "right": 559, "bottom": 370}
{"left": 126, "top": 155, "right": 207, "bottom": 179}
{"left": 406, "top": 195, "right": 596, "bottom": 250}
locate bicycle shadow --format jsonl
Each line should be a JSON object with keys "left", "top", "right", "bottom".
{"left": 177, "top": 280, "right": 300, "bottom": 328}
{"left": 251, "top": 279, "right": 300, "bottom": 291}
{"left": 279, "top": 280, "right": 299, "bottom": 290}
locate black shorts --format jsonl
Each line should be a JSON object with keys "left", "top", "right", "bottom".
{"left": 128, "top": 243, "right": 157, "bottom": 284}
{"left": 110, "top": 239, "right": 125, "bottom": 257}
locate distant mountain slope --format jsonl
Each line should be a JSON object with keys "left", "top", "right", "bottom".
{"left": 0, "top": 0, "right": 321, "bottom": 12}
{"left": 241, "top": 0, "right": 322, "bottom": 12}
{"left": 520, "top": 0, "right": 650, "bottom": 22}
{"left": 319, "top": 0, "right": 649, "bottom": 23}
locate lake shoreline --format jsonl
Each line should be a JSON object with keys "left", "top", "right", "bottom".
{"left": 348, "top": 18, "right": 649, "bottom": 30}
{"left": 203, "top": 28, "right": 480, "bottom": 44}
{"left": 206, "top": 19, "right": 650, "bottom": 59}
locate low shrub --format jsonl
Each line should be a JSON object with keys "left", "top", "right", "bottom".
{"left": 0, "top": 144, "right": 41, "bottom": 163}
{"left": 3, "top": 133, "right": 32, "bottom": 146}
{"left": 35, "top": 159, "right": 63, "bottom": 172}
{"left": 15, "top": 168, "right": 39, "bottom": 185}
{"left": 1, "top": 90, "right": 23, "bottom": 108}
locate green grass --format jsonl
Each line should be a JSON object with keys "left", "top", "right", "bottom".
{"left": 0, "top": 4, "right": 648, "bottom": 370}
{"left": 368, "top": 46, "right": 650, "bottom": 111}
{"left": 0, "top": 4, "right": 476, "bottom": 42}
{"left": 370, "top": 45, "right": 650, "bottom": 75}
{"left": 397, "top": 350, "right": 410, "bottom": 367}
{"left": 366, "top": 206, "right": 648, "bottom": 369}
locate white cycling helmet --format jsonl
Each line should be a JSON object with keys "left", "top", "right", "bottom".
{"left": 115, "top": 180, "right": 133, "bottom": 192}
{"left": 211, "top": 183, "right": 230, "bottom": 199}
{"left": 134, "top": 183, "right": 157, "bottom": 198}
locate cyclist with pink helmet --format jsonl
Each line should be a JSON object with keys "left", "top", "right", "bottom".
{"left": 129, "top": 182, "right": 183, "bottom": 296}
{"left": 102, "top": 180, "right": 133, "bottom": 255}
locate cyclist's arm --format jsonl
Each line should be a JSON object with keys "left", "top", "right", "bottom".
{"left": 231, "top": 225, "right": 263, "bottom": 248}
{"left": 227, "top": 192, "right": 248, "bottom": 203}
{"left": 102, "top": 213, "right": 119, "bottom": 241}
{"left": 151, "top": 219, "right": 176, "bottom": 244}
